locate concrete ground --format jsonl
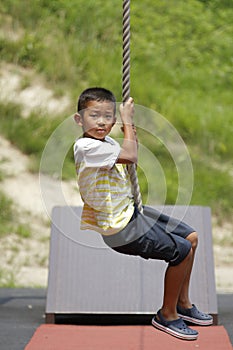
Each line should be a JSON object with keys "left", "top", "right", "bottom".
{"left": 0, "top": 288, "right": 232, "bottom": 350}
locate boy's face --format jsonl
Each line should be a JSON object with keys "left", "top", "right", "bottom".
{"left": 75, "top": 100, "right": 116, "bottom": 140}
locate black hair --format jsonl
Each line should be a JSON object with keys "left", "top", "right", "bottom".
{"left": 77, "top": 87, "right": 116, "bottom": 114}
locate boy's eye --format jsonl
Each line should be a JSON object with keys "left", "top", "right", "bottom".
{"left": 89, "top": 114, "right": 113, "bottom": 121}
{"left": 105, "top": 115, "right": 113, "bottom": 120}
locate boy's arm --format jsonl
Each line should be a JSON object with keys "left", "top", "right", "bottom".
{"left": 117, "top": 97, "right": 138, "bottom": 164}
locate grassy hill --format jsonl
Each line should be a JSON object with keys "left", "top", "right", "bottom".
{"left": 0, "top": 0, "right": 232, "bottom": 222}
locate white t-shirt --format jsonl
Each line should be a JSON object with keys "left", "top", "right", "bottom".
{"left": 73, "top": 136, "right": 134, "bottom": 235}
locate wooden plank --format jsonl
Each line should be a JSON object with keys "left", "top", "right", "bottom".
{"left": 45, "top": 206, "right": 218, "bottom": 323}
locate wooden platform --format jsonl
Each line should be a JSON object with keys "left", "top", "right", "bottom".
{"left": 46, "top": 205, "right": 218, "bottom": 323}
{"left": 25, "top": 324, "right": 232, "bottom": 350}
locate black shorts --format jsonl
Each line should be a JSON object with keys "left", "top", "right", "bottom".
{"left": 110, "top": 206, "right": 194, "bottom": 266}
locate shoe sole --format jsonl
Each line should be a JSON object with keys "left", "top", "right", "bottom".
{"left": 151, "top": 318, "right": 198, "bottom": 341}
{"left": 178, "top": 313, "right": 213, "bottom": 326}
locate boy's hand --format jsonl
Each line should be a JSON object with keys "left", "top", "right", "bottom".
{"left": 121, "top": 123, "right": 138, "bottom": 145}
{"left": 119, "top": 97, "right": 134, "bottom": 125}
{"left": 118, "top": 97, "right": 138, "bottom": 164}
{"left": 120, "top": 97, "right": 137, "bottom": 142}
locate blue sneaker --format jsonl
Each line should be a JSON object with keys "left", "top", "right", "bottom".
{"left": 177, "top": 304, "right": 213, "bottom": 326}
{"left": 152, "top": 309, "right": 198, "bottom": 341}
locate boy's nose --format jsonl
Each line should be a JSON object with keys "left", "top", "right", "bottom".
{"left": 97, "top": 116, "right": 105, "bottom": 125}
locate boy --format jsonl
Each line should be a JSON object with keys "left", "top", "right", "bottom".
{"left": 73, "top": 87, "right": 213, "bottom": 341}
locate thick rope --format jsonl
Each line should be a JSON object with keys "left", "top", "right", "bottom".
{"left": 122, "top": 0, "right": 131, "bottom": 102}
{"left": 122, "top": 0, "right": 143, "bottom": 213}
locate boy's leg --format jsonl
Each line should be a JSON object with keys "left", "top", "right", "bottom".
{"left": 160, "top": 248, "right": 193, "bottom": 321}
{"left": 176, "top": 231, "right": 213, "bottom": 326}
{"left": 152, "top": 248, "right": 198, "bottom": 340}
{"left": 178, "top": 231, "right": 198, "bottom": 309}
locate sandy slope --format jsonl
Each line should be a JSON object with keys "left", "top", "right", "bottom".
{"left": 0, "top": 135, "right": 82, "bottom": 287}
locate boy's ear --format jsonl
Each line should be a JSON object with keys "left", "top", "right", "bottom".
{"left": 74, "top": 113, "right": 83, "bottom": 126}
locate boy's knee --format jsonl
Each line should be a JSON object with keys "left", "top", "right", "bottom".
{"left": 168, "top": 237, "right": 192, "bottom": 266}
{"left": 186, "top": 247, "right": 193, "bottom": 261}
{"left": 187, "top": 231, "right": 198, "bottom": 251}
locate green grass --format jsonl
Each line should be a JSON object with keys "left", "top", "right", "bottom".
{"left": 0, "top": 189, "right": 32, "bottom": 239}
{"left": 0, "top": 191, "right": 14, "bottom": 236}
{"left": 0, "top": 268, "right": 16, "bottom": 288}
{"left": 0, "top": 0, "right": 232, "bottom": 222}
{"left": 0, "top": 102, "right": 73, "bottom": 176}
{"left": 191, "top": 158, "right": 233, "bottom": 219}
{"left": 0, "top": 103, "right": 58, "bottom": 155}
{"left": 15, "top": 224, "right": 31, "bottom": 238}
